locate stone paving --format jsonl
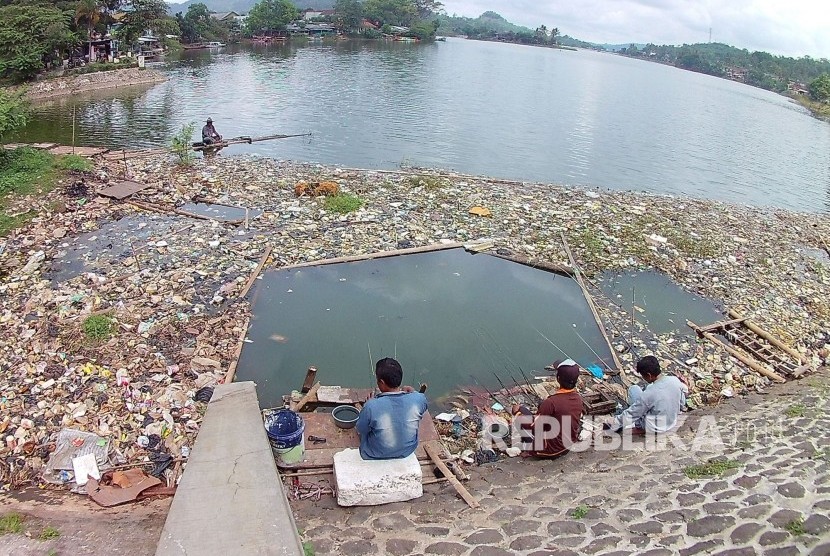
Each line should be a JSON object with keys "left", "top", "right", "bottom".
{"left": 290, "top": 371, "right": 830, "bottom": 555}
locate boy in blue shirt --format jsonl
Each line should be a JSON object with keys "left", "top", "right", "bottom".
{"left": 356, "top": 358, "right": 428, "bottom": 460}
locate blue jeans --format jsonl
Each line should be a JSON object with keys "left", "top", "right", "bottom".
{"left": 627, "top": 385, "right": 645, "bottom": 430}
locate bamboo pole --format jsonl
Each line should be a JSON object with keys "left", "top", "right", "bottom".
{"left": 223, "top": 316, "right": 251, "bottom": 384}
{"left": 424, "top": 443, "right": 479, "bottom": 509}
{"left": 688, "top": 320, "right": 786, "bottom": 383}
{"left": 238, "top": 246, "right": 273, "bottom": 299}
{"left": 280, "top": 242, "right": 467, "bottom": 270}
{"left": 560, "top": 232, "right": 624, "bottom": 372}
{"left": 487, "top": 252, "right": 573, "bottom": 276}
{"left": 727, "top": 309, "right": 804, "bottom": 363}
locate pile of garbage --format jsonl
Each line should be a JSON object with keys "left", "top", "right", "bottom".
{"left": 2, "top": 151, "right": 828, "bottom": 491}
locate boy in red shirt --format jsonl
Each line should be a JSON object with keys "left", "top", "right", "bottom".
{"left": 512, "top": 360, "right": 584, "bottom": 459}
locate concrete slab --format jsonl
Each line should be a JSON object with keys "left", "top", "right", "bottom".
{"left": 155, "top": 382, "right": 303, "bottom": 556}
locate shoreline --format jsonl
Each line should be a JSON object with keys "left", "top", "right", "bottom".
{"left": 14, "top": 68, "right": 167, "bottom": 101}
{"left": 1, "top": 152, "right": 828, "bottom": 491}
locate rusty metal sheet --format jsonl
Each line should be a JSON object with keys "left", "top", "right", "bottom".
{"left": 98, "top": 180, "right": 152, "bottom": 200}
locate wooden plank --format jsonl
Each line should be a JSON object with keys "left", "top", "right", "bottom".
{"left": 697, "top": 317, "right": 746, "bottom": 333}
{"left": 688, "top": 320, "right": 786, "bottom": 383}
{"left": 223, "top": 316, "right": 250, "bottom": 384}
{"left": 560, "top": 232, "right": 623, "bottom": 373}
{"left": 280, "top": 410, "right": 439, "bottom": 469}
{"left": 424, "top": 442, "right": 479, "bottom": 509}
{"left": 301, "top": 367, "right": 318, "bottom": 393}
{"left": 727, "top": 309, "right": 804, "bottom": 363}
{"left": 100, "top": 180, "right": 153, "bottom": 200}
{"left": 238, "top": 246, "right": 273, "bottom": 299}
{"left": 291, "top": 382, "right": 320, "bottom": 413}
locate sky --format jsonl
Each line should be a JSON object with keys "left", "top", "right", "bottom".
{"left": 441, "top": 0, "right": 830, "bottom": 59}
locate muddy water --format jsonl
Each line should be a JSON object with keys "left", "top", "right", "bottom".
{"left": 236, "top": 248, "right": 613, "bottom": 408}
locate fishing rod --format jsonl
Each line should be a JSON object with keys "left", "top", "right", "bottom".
{"left": 510, "top": 372, "right": 541, "bottom": 404}
{"left": 573, "top": 329, "right": 614, "bottom": 371}
{"left": 533, "top": 326, "right": 572, "bottom": 360}
{"left": 518, "top": 367, "right": 540, "bottom": 401}
{"left": 468, "top": 373, "right": 505, "bottom": 408}
{"left": 192, "top": 132, "right": 312, "bottom": 151}
{"left": 492, "top": 372, "right": 518, "bottom": 405}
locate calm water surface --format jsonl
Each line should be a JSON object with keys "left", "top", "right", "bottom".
{"left": 236, "top": 249, "right": 612, "bottom": 408}
{"left": 14, "top": 38, "right": 830, "bottom": 211}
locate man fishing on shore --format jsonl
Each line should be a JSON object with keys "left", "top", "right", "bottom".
{"left": 511, "top": 359, "right": 584, "bottom": 459}
{"left": 201, "top": 117, "right": 222, "bottom": 145}
{"left": 356, "top": 358, "right": 428, "bottom": 460}
{"left": 603, "top": 355, "right": 687, "bottom": 435}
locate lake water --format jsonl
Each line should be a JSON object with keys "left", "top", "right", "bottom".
{"left": 14, "top": 38, "right": 830, "bottom": 212}
{"left": 235, "top": 249, "right": 613, "bottom": 409}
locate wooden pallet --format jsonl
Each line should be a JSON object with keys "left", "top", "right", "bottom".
{"left": 691, "top": 309, "right": 808, "bottom": 381}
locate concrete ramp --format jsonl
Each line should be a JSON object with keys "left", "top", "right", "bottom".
{"left": 156, "top": 382, "right": 303, "bottom": 556}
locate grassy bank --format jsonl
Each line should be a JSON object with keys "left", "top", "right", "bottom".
{"left": 796, "top": 96, "right": 830, "bottom": 120}
{"left": 0, "top": 148, "right": 91, "bottom": 236}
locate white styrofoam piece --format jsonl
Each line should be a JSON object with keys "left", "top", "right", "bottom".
{"left": 333, "top": 448, "right": 422, "bottom": 506}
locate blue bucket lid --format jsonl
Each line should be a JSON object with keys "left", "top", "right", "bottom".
{"left": 264, "top": 409, "right": 302, "bottom": 435}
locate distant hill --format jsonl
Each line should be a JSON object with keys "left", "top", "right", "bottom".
{"left": 438, "top": 11, "right": 533, "bottom": 37}
{"left": 166, "top": 0, "right": 335, "bottom": 15}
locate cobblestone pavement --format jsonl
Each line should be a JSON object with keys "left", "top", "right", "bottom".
{"left": 290, "top": 371, "right": 830, "bottom": 555}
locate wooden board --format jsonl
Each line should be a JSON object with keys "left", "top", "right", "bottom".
{"left": 49, "top": 146, "right": 109, "bottom": 156}
{"left": 278, "top": 410, "right": 439, "bottom": 469}
{"left": 99, "top": 180, "right": 153, "bottom": 200}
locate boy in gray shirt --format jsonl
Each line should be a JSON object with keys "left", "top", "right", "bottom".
{"left": 604, "top": 355, "right": 687, "bottom": 434}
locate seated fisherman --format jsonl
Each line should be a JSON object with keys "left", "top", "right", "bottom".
{"left": 604, "top": 355, "right": 687, "bottom": 434}
{"left": 201, "top": 117, "right": 222, "bottom": 145}
{"left": 512, "top": 359, "right": 583, "bottom": 459}
{"left": 356, "top": 358, "right": 428, "bottom": 460}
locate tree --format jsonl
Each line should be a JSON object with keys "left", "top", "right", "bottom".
{"left": 0, "top": 4, "right": 75, "bottom": 82}
{"left": 363, "top": 0, "right": 416, "bottom": 27}
{"left": 550, "top": 27, "right": 559, "bottom": 45}
{"left": 0, "top": 88, "right": 28, "bottom": 144}
{"left": 334, "top": 0, "right": 363, "bottom": 33}
{"left": 245, "top": 0, "right": 298, "bottom": 34}
{"left": 413, "top": 0, "right": 442, "bottom": 19}
{"left": 117, "top": 0, "right": 168, "bottom": 47}
{"left": 809, "top": 74, "right": 830, "bottom": 102}
{"left": 75, "top": 0, "right": 102, "bottom": 39}
{"left": 176, "top": 3, "right": 226, "bottom": 43}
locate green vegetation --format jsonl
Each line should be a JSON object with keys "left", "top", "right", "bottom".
{"left": 302, "top": 541, "right": 315, "bottom": 556}
{"left": 619, "top": 42, "right": 830, "bottom": 95}
{"left": 0, "top": 513, "right": 24, "bottom": 535}
{"left": 0, "top": 147, "right": 96, "bottom": 235}
{"left": 324, "top": 193, "right": 364, "bottom": 214}
{"left": 0, "top": 0, "right": 182, "bottom": 83}
{"left": 82, "top": 314, "right": 115, "bottom": 341}
{"left": 330, "top": 0, "right": 441, "bottom": 40}
{"left": 570, "top": 505, "right": 589, "bottom": 519}
{"left": 0, "top": 148, "right": 56, "bottom": 197}
{"left": 246, "top": 0, "right": 298, "bottom": 34}
{"left": 809, "top": 74, "right": 830, "bottom": 102}
{"left": 683, "top": 459, "right": 741, "bottom": 479}
{"left": 171, "top": 122, "right": 196, "bottom": 166}
{"left": 0, "top": 89, "right": 29, "bottom": 142}
{"left": 407, "top": 174, "right": 449, "bottom": 190}
{"left": 0, "top": 4, "right": 75, "bottom": 82}
{"left": 438, "top": 12, "right": 559, "bottom": 45}
{"left": 785, "top": 517, "right": 805, "bottom": 536}
{"left": 39, "top": 526, "right": 61, "bottom": 541}
{"left": 56, "top": 154, "right": 92, "bottom": 172}
{"left": 66, "top": 59, "right": 138, "bottom": 76}
{"left": 176, "top": 3, "right": 235, "bottom": 44}
{"left": 785, "top": 403, "right": 806, "bottom": 418}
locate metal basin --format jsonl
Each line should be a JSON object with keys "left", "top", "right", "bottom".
{"left": 332, "top": 405, "right": 360, "bottom": 429}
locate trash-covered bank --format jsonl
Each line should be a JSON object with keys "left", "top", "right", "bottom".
{"left": 1, "top": 152, "right": 829, "bottom": 492}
